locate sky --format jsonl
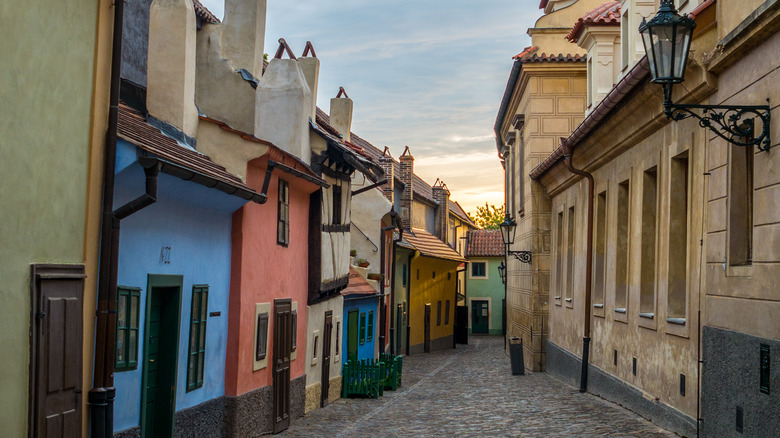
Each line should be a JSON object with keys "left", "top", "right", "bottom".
{"left": 199, "top": 0, "right": 542, "bottom": 216}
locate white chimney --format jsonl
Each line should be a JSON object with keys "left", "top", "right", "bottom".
{"left": 221, "top": 0, "right": 267, "bottom": 79}
{"left": 147, "top": 0, "right": 199, "bottom": 137}
{"left": 298, "top": 43, "right": 320, "bottom": 121}
{"left": 329, "top": 87, "right": 353, "bottom": 143}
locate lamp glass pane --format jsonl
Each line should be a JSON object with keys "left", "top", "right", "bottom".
{"left": 641, "top": 29, "right": 657, "bottom": 79}
{"left": 652, "top": 25, "right": 676, "bottom": 79}
{"left": 673, "top": 27, "right": 692, "bottom": 79}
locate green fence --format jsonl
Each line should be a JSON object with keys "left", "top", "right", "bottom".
{"left": 342, "top": 355, "right": 403, "bottom": 399}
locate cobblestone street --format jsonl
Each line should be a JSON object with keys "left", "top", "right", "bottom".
{"left": 280, "top": 336, "right": 677, "bottom": 437}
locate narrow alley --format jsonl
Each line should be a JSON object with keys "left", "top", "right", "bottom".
{"left": 280, "top": 336, "right": 677, "bottom": 437}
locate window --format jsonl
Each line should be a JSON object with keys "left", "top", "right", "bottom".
{"left": 668, "top": 152, "right": 689, "bottom": 321}
{"left": 566, "top": 206, "right": 576, "bottom": 302}
{"left": 587, "top": 58, "right": 593, "bottom": 107}
{"left": 402, "top": 264, "right": 407, "bottom": 286}
{"left": 416, "top": 269, "right": 419, "bottom": 280}
{"left": 729, "top": 145, "right": 753, "bottom": 266}
{"left": 621, "top": 7, "right": 630, "bottom": 70}
{"left": 359, "top": 312, "right": 366, "bottom": 345}
{"left": 187, "top": 285, "right": 208, "bottom": 391}
{"left": 255, "top": 313, "right": 269, "bottom": 361}
{"left": 291, "top": 309, "right": 297, "bottom": 351}
{"left": 332, "top": 184, "right": 342, "bottom": 225}
{"left": 471, "top": 262, "right": 487, "bottom": 278}
{"left": 367, "top": 311, "right": 374, "bottom": 341}
{"left": 615, "top": 179, "right": 630, "bottom": 311}
{"left": 432, "top": 271, "right": 436, "bottom": 279}
{"left": 555, "top": 210, "right": 564, "bottom": 300}
{"left": 115, "top": 286, "right": 141, "bottom": 371}
{"left": 640, "top": 166, "right": 658, "bottom": 317}
{"left": 436, "top": 301, "right": 442, "bottom": 326}
{"left": 335, "top": 322, "right": 340, "bottom": 354}
{"left": 277, "top": 179, "right": 289, "bottom": 246}
{"left": 445, "top": 300, "right": 450, "bottom": 325}
{"left": 594, "top": 191, "right": 607, "bottom": 307}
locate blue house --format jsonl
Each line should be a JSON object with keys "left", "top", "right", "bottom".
{"left": 111, "top": 103, "right": 263, "bottom": 437}
{"left": 341, "top": 267, "right": 381, "bottom": 365}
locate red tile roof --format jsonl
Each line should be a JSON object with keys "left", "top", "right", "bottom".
{"left": 566, "top": 1, "right": 621, "bottom": 43}
{"left": 465, "top": 230, "right": 504, "bottom": 257}
{"left": 402, "top": 228, "right": 466, "bottom": 262}
{"left": 341, "top": 267, "right": 379, "bottom": 297}
{"left": 513, "top": 46, "right": 539, "bottom": 60}
{"left": 522, "top": 53, "right": 587, "bottom": 63}
{"left": 118, "top": 103, "right": 261, "bottom": 200}
{"left": 539, "top": 0, "right": 549, "bottom": 9}
{"left": 193, "top": 0, "right": 219, "bottom": 24}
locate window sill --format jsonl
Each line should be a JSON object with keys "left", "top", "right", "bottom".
{"left": 614, "top": 307, "right": 627, "bottom": 314}
{"left": 666, "top": 317, "right": 686, "bottom": 325}
{"left": 593, "top": 303, "right": 604, "bottom": 308}
{"left": 639, "top": 312, "right": 654, "bottom": 319}
{"left": 565, "top": 298, "right": 572, "bottom": 302}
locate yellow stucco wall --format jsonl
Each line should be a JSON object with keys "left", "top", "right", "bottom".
{"left": 0, "top": 0, "right": 108, "bottom": 436}
{"left": 408, "top": 256, "right": 460, "bottom": 351}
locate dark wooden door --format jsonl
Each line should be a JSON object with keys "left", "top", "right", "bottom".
{"left": 424, "top": 304, "right": 431, "bottom": 353}
{"left": 31, "top": 264, "right": 85, "bottom": 438}
{"left": 395, "top": 304, "right": 403, "bottom": 354}
{"left": 272, "top": 299, "right": 292, "bottom": 434}
{"left": 471, "top": 300, "right": 489, "bottom": 334}
{"left": 141, "top": 283, "right": 181, "bottom": 438}
{"left": 455, "top": 305, "right": 469, "bottom": 344}
{"left": 321, "top": 311, "right": 333, "bottom": 407}
{"left": 347, "top": 310, "right": 359, "bottom": 363}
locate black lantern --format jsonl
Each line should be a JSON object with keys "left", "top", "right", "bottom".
{"left": 639, "top": 0, "right": 771, "bottom": 151}
{"left": 499, "top": 215, "right": 517, "bottom": 246}
{"left": 499, "top": 215, "right": 532, "bottom": 264}
{"left": 498, "top": 261, "right": 506, "bottom": 285}
{"left": 639, "top": 0, "right": 695, "bottom": 85}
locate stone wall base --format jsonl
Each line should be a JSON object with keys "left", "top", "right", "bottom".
{"left": 409, "top": 334, "right": 453, "bottom": 355}
{"left": 546, "top": 340, "right": 696, "bottom": 437}
{"left": 304, "top": 375, "right": 343, "bottom": 414}
{"left": 224, "top": 385, "right": 272, "bottom": 438}
{"left": 702, "top": 326, "right": 780, "bottom": 437}
{"left": 113, "top": 396, "right": 225, "bottom": 438}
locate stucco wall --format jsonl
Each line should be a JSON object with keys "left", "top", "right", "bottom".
{"left": 408, "top": 256, "right": 459, "bottom": 351}
{"left": 225, "top": 161, "right": 315, "bottom": 397}
{"left": 111, "top": 155, "right": 246, "bottom": 432}
{"left": 465, "top": 257, "right": 504, "bottom": 335}
{"left": 392, "top": 248, "right": 412, "bottom": 354}
{"left": 0, "top": 0, "right": 100, "bottom": 435}
{"left": 350, "top": 175, "right": 392, "bottom": 269}
{"left": 305, "top": 297, "right": 344, "bottom": 387}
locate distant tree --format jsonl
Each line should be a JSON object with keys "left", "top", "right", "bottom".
{"left": 468, "top": 203, "right": 505, "bottom": 229}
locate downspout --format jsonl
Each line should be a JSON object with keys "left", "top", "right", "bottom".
{"left": 406, "top": 250, "right": 413, "bottom": 356}
{"left": 561, "top": 140, "right": 594, "bottom": 394}
{"left": 389, "top": 212, "right": 403, "bottom": 355}
{"left": 90, "top": 1, "right": 124, "bottom": 436}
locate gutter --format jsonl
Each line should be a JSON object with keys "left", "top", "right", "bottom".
{"left": 494, "top": 59, "right": 523, "bottom": 156}
{"left": 561, "top": 141, "right": 595, "bottom": 393}
{"left": 530, "top": 57, "right": 650, "bottom": 180}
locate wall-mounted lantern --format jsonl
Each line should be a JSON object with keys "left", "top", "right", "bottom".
{"left": 499, "top": 215, "right": 532, "bottom": 264}
{"left": 639, "top": 0, "right": 771, "bottom": 151}
{"left": 498, "top": 261, "right": 506, "bottom": 285}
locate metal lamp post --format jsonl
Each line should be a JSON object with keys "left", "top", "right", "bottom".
{"left": 639, "top": 0, "right": 771, "bottom": 150}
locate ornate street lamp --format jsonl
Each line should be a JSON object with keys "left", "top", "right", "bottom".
{"left": 497, "top": 261, "right": 506, "bottom": 285}
{"left": 499, "top": 215, "right": 532, "bottom": 264}
{"left": 639, "top": 0, "right": 771, "bottom": 151}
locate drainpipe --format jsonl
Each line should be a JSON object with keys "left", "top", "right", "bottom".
{"left": 90, "top": 1, "right": 124, "bottom": 436}
{"left": 406, "top": 250, "right": 413, "bottom": 356}
{"left": 561, "top": 140, "right": 594, "bottom": 394}
{"left": 387, "top": 210, "right": 403, "bottom": 355}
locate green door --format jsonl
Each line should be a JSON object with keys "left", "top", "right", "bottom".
{"left": 347, "top": 310, "right": 359, "bottom": 363}
{"left": 471, "top": 300, "right": 489, "bottom": 334}
{"left": 141, "top": 276, "right": 182, "bottom": 438}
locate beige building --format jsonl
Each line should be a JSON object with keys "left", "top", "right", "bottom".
{"left": 494, "top": 0, "right": 602, "bottom": 371}
{"left": 518, "top": 0, "right": 779, "bottom": 436}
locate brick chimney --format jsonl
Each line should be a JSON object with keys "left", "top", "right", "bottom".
{"left": 329, "top": 87, "right": 353, "bottom": 143}
{"left": 222, "top": 0, "right": 267, "bottom": 78}
{"left": 432, "top": 180, "right": 450, "bottom": 243}
{"left": 255, "top": 41, "right": 312, "bottom": 164}
{"left": 379, "top": 147, "right": 394, "bottom": 204}
{"left": 399, "top": 146, "right": 414, "bottom": 230}
{"left": 298, "top": 42, "right": 319, "bottom": 121}
{"left": 147, "top": 0, "right": 199, "bottom": 138}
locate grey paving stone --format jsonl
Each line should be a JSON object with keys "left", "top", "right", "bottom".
{"left": 279, "top": 336, "right": 678, "bottom": 437}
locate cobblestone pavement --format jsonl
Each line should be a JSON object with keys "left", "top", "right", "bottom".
{"left": 280, "top": 336, "right": 677, "bottom": 437}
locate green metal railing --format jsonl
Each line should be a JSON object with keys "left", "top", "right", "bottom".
{"left": 341, "top": 355, "right": 403, "bottom": 399}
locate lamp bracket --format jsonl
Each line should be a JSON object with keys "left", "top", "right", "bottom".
{"left": 663, "top": 85, "right": 771, "bottom": 151}
{"left": 508, "top": 250, "right": 532, "bottom": 264}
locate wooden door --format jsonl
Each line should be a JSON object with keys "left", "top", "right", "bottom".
{"left": 454, "top": 305, "right": 469, "bottom": 344}
{"left": 321, "top": 311, "right": 333, "bottom": 407}
{"left": 395, "top": 304, "right": 403, "bottom": 354}
{"left": 347, "top": 310, "right": 359, "bottom": 363}
{"left": 424, "top": 304, "right": 431, "bottom": 353}
{"left": 272, "top": 299, "right": 292, "bottom": 434}
{"left": 30, "top": 264, "right": 85, "bottom": 438}
{"left": 141, "top": 280, "right": 182, "bottom": 438}
{"left": 471, "top": 300, "right": 489, "bottom": 334}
